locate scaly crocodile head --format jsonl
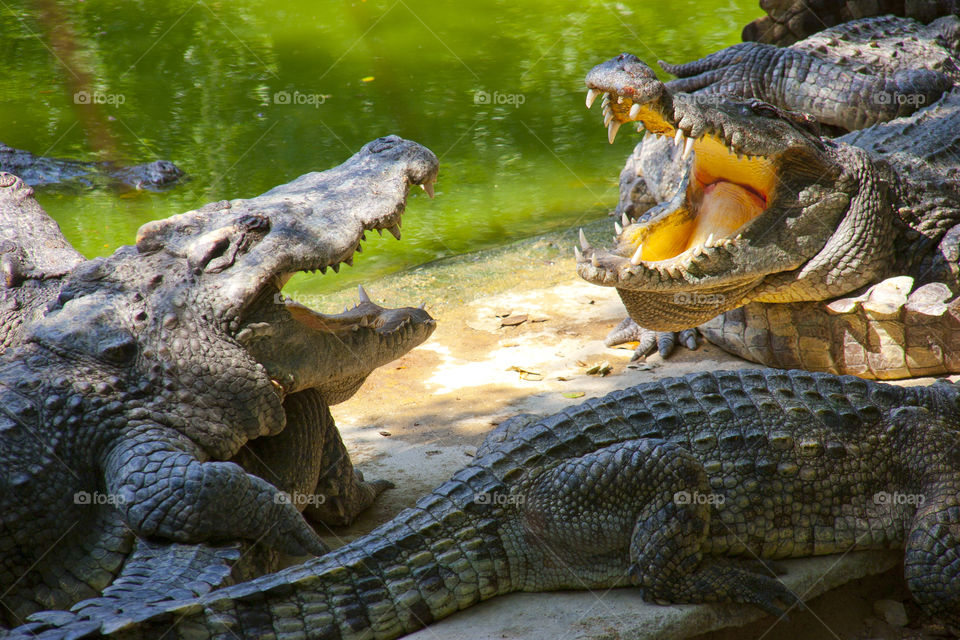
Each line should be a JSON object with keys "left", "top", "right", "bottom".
{"left": 578, "top": 54, "right": 874, "bottom": 330}
{"left": 23, "top": 136, "right": 438, "bottom": 457}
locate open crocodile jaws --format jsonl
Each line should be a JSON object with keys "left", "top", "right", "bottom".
{"left": 578, "top": 54, "right": 894, "bottom": 331}
{"left": 0, "top": 136, "right": 439, "bottom": 626}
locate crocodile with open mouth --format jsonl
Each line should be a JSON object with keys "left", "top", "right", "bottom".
{"left": 0, "top": 135, "right": 438, "bottom": 628}
{"left": 577, "top": 51, "right": 960, "bottom": 379}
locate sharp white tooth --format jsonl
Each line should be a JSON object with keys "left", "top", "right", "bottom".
{"left": 608, "top": 120, "right": 621, "bottom": 144}
{"left": 358, "top": 285, "right": 371, "bottom": 303}
{"left": 603, "top": 111, "right": 614, "bottom": 127}
{"left": 617, "top": 95, "right": 624, "bottom": 104}
{"left": 683, "top": 136, "right": 695, "bottom": 160}
{"left": 630, "top": 244, "right": 644, "bottom": 265}
{"left": 574, "top": 246, "right": 583, "bottom": 262}
{"left": 579, "top": 228, "right": 591, "bottom": 250}
{"left": 344, "top": 306, "right": 350, "bottom": 313}
{"left": 674, "top": 129, "right": 684, "bottom": 147}
{"left": 629, "top": 103, "right": 641, "bottom": 119}
{"left": 636, "top": 124, "right": 645, "bottom": 133}
{"left": 419, "top": 302, "right": 426, "bottom": 310}
{"left": 601, "top": 92, "right": 611, "bottom": 106}
{"left": 705, "top": 233, "right": 715, "bottom": 247}
{"left": 591, "top": 254, "right": 600, "bottom": 267}
{"left": 693, "top": 245, "right": 703, "bottom": 258}
{"left": 621, "top": 213, "right": 631, "bottom": 227}
{"left": 667, "top": 265, "right": 680, "bottom": 277}
{"left": 388, "top": 225, "right": 401, "bottom": 240}
{"left": 586, "top": 88, "right": 600, "bottom": 108}
{"left": 614, "top": 222, "right": 622, "bottom": 235}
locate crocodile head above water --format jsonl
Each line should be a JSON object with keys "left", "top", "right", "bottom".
{"left": 578, "top": 54, "right": 895, "bottom": 331}
{"left": 0, "top": 136, "right": 440, "bottom": 624}
{"left": 23, "top": 135, "right": 439, "bottom": 457}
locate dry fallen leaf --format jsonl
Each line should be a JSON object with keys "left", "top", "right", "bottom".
{"left": 562, "top": 391, "right": 585, "bottom": 399}
{"left": 500, "top": 314, "right": 528, "bottom": 327}
{"left": 379, "top": 431, "right": 392, "bottom": 437}
{"left": 507, "top": 365, "right": 543, "bottom": 381}
{"left": 585, "top": 361, "right": 612, "bottom": 376}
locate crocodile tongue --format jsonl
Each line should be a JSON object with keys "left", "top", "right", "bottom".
{"left": 688, "top": 182, "right": 765, "bottom": 248}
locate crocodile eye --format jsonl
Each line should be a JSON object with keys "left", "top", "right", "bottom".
{"left": 745, "top": 99, "right": 780, "bottom": 118}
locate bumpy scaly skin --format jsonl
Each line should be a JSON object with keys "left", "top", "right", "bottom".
{"left": 741, "top": 0, "right": 960, "bottom": 46}
{"left": 17, "top": 369, "right": 960, "bottom": 638}
{"left": 0, "top": 136, "right": 439, "bottom": 628}
{"left": 660, "top": 16, "right": 960, "bottom": 131}
{"left": 581, "top": 49, "right": 960, "bottom": 378}
{"left": 0, "top": 142, "right": 184, "bottom": 191}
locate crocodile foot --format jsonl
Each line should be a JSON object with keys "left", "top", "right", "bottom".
{"left": 605, "top": 317, "right": 698, "bottom": 361}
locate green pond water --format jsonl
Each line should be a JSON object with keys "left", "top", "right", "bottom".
{"left": 1, "top": 0, "right": 757, "bottom": 300}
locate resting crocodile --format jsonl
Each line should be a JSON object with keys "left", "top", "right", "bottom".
{"left": 740, "top": 0, "right": 960, "bottom": 46}
{"left": 0, "top": 142, "right": 184, "bottom": 191}
{"left": 0, "top": 135, "right": 439, "bottom": 628}
{"left": 577, "top": 40, "right": 960, "bottom": 379}
{"left": 12, "top": 368, "right": 960, "bottom": 638}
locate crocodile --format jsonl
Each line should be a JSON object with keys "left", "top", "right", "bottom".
{"left": 577, "top": 51, "right": 960, "bottom": 379}
{"left": 0, "top": 142, "right": 184, "bottom": 191}
{"left": 740, "top": 0, "right": 960, "bottom": 46}
{"left": 12, "top": 368, "right": 960, "bottom": 638}
{"left": 0, "top": 135, "right": 439, "bottom": 628}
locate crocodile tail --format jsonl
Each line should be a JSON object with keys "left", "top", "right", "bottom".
{"left": 20, "top": 486, "right": 509, "bottom": 639}
{"left": 742, "top": 0, "right": 960, "bottom": 46}
{"left": 700, "top": 277, "right": 960, "bottom": 379}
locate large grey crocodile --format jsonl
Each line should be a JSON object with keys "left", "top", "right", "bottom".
{"left": 12, "top": 368, "right": 960, "bottom": 638}
{"left": 0, "top": 142, "right": 184, "bottom": 191}
{"left": 0, "top": 135, "right": 439, "bottom": 628}
{"left": 740, "top": 0, "right": 960, "bottom": 46}
{"left": 578, "top": 42, "right": 960, "bottom": 379}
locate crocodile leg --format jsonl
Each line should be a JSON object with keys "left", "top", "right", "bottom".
{"left": 522, "top": 439, "right": 799, "bottom": 613}
{"left": 605, "top": 317, "right": 699, "bottom": 360}
{"left": 103, "top": 429, "right": 328, "bottom": 557}
{"left": 661, "top": 43, "right": 953, "bottom": 131}
{"left": 303, "top": 394, "right": 394, "bottom": 527}
{"left": 905, "top": 476, "right": 960, "bottom": 630}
